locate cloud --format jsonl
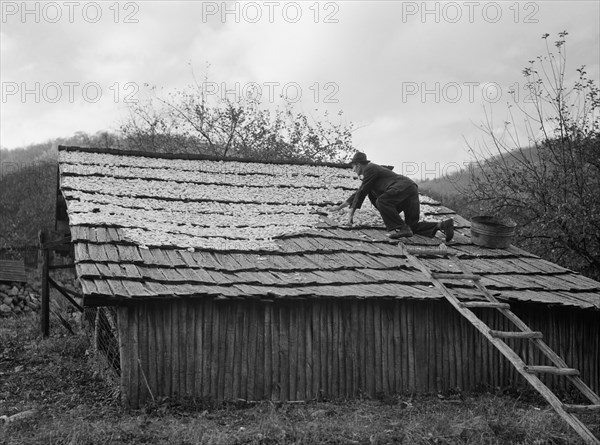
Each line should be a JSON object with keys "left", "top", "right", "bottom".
{"left": 1, "top": 1, "right": 598, "bottom": 178}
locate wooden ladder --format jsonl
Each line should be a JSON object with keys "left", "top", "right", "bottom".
{"left": 403, "top": 245, "right": 600, "bottom": 444}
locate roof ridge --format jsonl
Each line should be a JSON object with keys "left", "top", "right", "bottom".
{"left": 58, "top": 145, "right": 353, "bottom": 169}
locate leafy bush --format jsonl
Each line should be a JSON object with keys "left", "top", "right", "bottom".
{"left": 463, "top": 32, "right": 600, "bottom": 279}
{"left": 120, "top": 75, "right": 355, "bottom": 163}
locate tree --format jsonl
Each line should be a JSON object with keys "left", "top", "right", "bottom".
{"left": 465, "top": 32, "right": 600, "bottom": 279}
{"left": 120, "top": 73, "right": 356, "bottom": 163}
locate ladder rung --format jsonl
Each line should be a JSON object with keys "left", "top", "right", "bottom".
{"left": 563, "top": 404, "right": 600, "bottom": 413}
{"left": 489, "top": 330, "right": 543, "bottom": 339}
{"left": 460, "top": 301, "right": 511, "bottom": 309}
{"left": 524, "top": 365, "right": 580, "bottom": 376}
{"left": 431, "top": 272, "right": 481, "bottom": 281}
{"left": 406, "top": 247, "right": 448, "bottom": 257}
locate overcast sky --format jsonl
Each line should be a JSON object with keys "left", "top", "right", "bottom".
{"left": 1, "top": 1, "right": 599, "bottom": 179}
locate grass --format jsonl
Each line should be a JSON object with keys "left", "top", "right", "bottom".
{"left": 0, "top": 312, "right": 596, "bottom": 445}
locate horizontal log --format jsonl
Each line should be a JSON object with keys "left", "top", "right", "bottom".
{"left": 0, "top": 273, "right": 26, "bottom": 282}
{"left": 524, "top": 366, "right": 580, "bottom": 376}
{"left": 0, "top": 260, "right": 27, "bottom": 282}
{"left": 405, "top": 248, "right": 448, "bottom": 257}
{"left": 489, "top": 330, "right": 543, "bottom": 339}
{"left": 41, "top": 237, "right": 71, "bottom": 250}
{"left": 431, "top": 273, "right": 481, "bottom": 281}
{"left": 563, "top": 404, "right": 600, "bottom": 413}
{"left": 460, "top": 301, "right": 511, "bottom": 310}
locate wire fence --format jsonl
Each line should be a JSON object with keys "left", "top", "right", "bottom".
{"left": 82, "top": 306, "right": 121, "bottom": 376}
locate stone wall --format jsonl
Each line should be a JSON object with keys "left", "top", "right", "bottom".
{"left": 0, "top": 282, "right": 41, "bottom": 317}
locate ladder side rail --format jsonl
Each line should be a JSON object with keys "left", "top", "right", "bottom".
{"left": 404, "top": 252, "right": 600, "bottom": 444}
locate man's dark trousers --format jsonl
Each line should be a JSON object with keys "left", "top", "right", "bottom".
{"left": 375, "top": 184, "right": 439, "bottom": 236}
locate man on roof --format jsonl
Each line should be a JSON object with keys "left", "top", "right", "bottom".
{"left": 331, "top": 152, "right": 454, "bottom": 240}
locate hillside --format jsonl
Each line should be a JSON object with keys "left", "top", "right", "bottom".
{"left": 0, "top": 132, "right": 123, "bottom": 254}
{"left": 0, "top": 142, "right": 56, "bottom": 165}
{"left": 417, "top": 145, "right": 541, "bottom": 214}
{"left": 0, "top": 145, "right": 57, "bottom": 251}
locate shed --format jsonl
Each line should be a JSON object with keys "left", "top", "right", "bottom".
{"left": 56, "top": 145, "right": 600, "bottom": 407}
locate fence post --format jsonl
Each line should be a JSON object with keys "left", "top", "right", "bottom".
{"left": 39, "top": 230, "right": 50, "bottom": 337}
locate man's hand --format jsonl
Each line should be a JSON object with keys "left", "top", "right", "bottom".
{"left": 328, "top": 202, "right": 349, "bottom": 213}
{"left": 346, "top": 209, "right": 356, "bottom": 226}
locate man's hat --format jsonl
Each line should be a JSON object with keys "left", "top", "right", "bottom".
{"left": 351, "top": 151, "right": 369, "bottom": 165}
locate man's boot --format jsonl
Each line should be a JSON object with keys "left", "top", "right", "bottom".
{"left": 387, "top": 226, "right": 414, "bottom": 239}
{"left": 440, "top": 219, "right": 454, "bottom": 242}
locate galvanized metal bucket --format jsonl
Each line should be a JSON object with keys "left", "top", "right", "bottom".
{"left": 470, "top": 216, "right": 516, "bottom": 249}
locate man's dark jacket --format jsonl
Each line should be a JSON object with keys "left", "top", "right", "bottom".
{"left": 346, "top": 163, "right": 416, "bottom": 209}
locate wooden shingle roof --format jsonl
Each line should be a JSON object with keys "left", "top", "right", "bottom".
{"left": 58, "top": 146, "right": 600, "bottom": 309}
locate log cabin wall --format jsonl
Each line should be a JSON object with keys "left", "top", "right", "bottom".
{"left": 117, "top": 298, "right": 599, "bottom": 407}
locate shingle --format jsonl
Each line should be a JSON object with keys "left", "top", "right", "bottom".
{"left": 58, "top": 148, "right": 600, "bottom": 310}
